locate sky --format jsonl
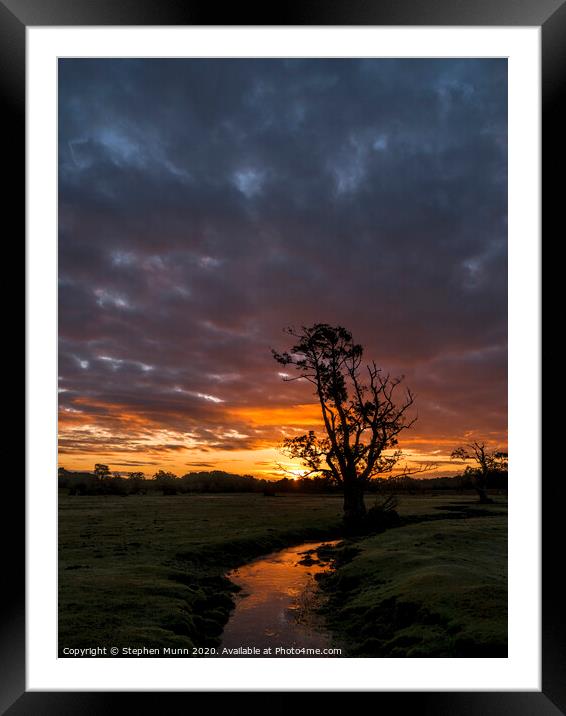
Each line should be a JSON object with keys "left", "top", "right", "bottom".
{"left": 58, "top": 58, "right": 507, "bottom": 479}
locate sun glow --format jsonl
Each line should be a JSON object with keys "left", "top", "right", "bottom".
{"left": 58, "top": 396, "right": 492, "bottom": 479}
{"left": 228, "top": 403, "right": 322, "bottom": 428}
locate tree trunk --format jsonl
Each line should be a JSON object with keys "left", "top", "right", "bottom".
{"left": 476, "top": 486, "right": 494, "bottom": 504}
{"left": 475, "top": 474, "right": 494, "bottom": 504}
{"left": 343, "top": 480, "right": 366, "bottom": 527}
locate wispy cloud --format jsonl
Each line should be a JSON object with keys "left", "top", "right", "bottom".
{"left": 58, "top": 58, "right": 507, "bottom": 476}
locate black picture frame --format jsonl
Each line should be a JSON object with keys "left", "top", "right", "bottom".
{"left": 8, "top": 0, "right": 556, "bottom": 710}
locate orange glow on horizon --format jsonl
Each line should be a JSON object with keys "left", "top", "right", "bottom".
{"left": 58, "top": 398, "right": 506, "bottom": 480}
{"left": 228, "top": 403, "right": 322, "bottom": 427}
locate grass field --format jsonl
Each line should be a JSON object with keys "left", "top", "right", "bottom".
{"left": 319, "top": 508, "right": 507, "bottom": 656}
{"left": 58, "top": 491, "right": 507, "bottom": 656}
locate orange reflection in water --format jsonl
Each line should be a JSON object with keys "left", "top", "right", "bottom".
{"left": 220, "top": 540, "right": 339, "bottom": 657}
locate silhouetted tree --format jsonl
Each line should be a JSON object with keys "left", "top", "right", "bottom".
{"left": 125, "top": 471, "right": 146, "bottom": 494}
{"left": 153, "top": 470, "right": 178, "bottom": 495}
{"left": 273, "top": 323, "right": 427, "bottom": 527}
{"left": 127, "top": 471, "right": 145, "bottom": 481}
{"left": 94, "top": 463, "right": 111, "bottom": 481}
{"left": 451, "top": 442, "right": 508, "bottom": 503}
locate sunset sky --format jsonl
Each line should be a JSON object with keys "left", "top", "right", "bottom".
{"left": 58, "top": 59, "right": 507, "bottom": 479}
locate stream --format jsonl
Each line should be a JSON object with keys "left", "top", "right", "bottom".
{"left": 219, "top": 540, "right": 340, "bottom": 657}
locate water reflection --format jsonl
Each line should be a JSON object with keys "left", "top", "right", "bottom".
{"left": 220, "top": 540, "right": 339, "bottom": 657}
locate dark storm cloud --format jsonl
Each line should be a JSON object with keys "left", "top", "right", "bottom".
{"left": 58, "top": 58, "right": 507, "bottom": 460}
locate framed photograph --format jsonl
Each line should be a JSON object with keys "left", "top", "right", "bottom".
{"left": 9, "top": 0, "right": 557, "bottom": 709}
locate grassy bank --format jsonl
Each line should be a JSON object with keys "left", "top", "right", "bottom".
{"left": 319, "top": 501, "right": 507, "bottom": 656}
{"left": 59, "top": 493, "right": 343, "bottom": 654}
{"left": 59, "top": 492, "right": 507, "bottom": 657}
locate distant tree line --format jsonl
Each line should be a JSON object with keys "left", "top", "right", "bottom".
{"left": 58, "top": 464, "right": 507, "bottom": 497}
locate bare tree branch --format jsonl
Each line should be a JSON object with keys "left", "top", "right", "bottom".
{"left": 273, "top": 323, "right": 422, "bottom": 522}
